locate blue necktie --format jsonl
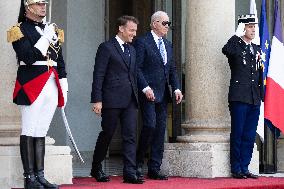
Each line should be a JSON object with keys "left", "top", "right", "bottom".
{"left": 158, "top": 38, "right": 166, "bottom": 64}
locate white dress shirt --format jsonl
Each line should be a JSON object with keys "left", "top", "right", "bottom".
{"left": 115, "top": 35, "right": 126, "bottom": 52}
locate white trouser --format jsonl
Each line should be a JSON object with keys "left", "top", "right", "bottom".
{"left": 20, "top": 72, "right": 58, "bottom": 137}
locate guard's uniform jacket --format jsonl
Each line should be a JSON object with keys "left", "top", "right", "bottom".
{"left": 7, "top": 18, "right": 66, "bottom": 106}
{"left": 222, "top": 35, "right": 264, "bottom": 105}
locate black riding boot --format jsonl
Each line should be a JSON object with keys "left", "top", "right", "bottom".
{"left": 20, "top": 135, "right": 44, "bottom": 189}
{"left": 34, "top": 137, "right": 59, "bottom": 189}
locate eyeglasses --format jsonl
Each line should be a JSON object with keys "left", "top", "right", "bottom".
{"left": 156, "top": 20, "right": 171, "bottom": 26}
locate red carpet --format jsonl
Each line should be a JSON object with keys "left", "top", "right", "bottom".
{"left": 58, "top": 176, "right": 284, "bottom": 189}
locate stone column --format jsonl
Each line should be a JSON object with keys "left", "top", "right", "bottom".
{"left": 179, "top": 0, "right": 233, "bottom": 145}
{"left": 0, "top": 2, "right": 72, "bottom": 189}
{"left": 161, "top": 0, "right": 259, "bottom": 178}
{"left": 0, "top": 0, "right": 21, "bottom": 134}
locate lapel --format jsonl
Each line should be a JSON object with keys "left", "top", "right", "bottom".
{"left": 237, "top": 37, "right": 252, "bottom": 61}
{"left": 129, "top": 45, "right": 135, "bottom": 72}
{"left": 238, "top": 37, "right": 248, "bottom": 51}
{"left": 251, "top": 43, "right": 259, "bottom": 56}
{"left": 146, "top": 32, "right": 164, "bottom": 64}
{"left": 111, "top": 38, "right": 130, "bottom": 69}
{"left": 164, "top": 38, "right": 171, "bottom": 67}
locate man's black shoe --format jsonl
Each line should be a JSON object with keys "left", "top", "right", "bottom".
{"left": 147, "top": 171, "right": 168, "bottom": 180}
{"left": 123, "top": 175, "right": 144, "bottom": 184}
{"left": 136, "top": 166, "right": 145, "bottom": 180}
{"left": 244, "top": 172, "right": 258, "bottom": 179}
{"left": 90, "top": 169, "right": 110, "bottom": 182}
{"left": 231, "top": 172, "right": 247, "bottom": 179}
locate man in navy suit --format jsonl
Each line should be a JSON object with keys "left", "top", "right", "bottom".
{"left": 90, "top": 15, "right": 143, "bottom": 184}
{"left": 134, "top": 11, "right": 183, "bottom": 180}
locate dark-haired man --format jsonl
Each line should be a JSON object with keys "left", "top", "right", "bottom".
{"left": 222, "top": 14, "right": 263, "bottom": 179}
{"left": 90, "top": 15, "right": 143, "bottom": 184}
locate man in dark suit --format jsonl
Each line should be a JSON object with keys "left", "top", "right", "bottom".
{"left": 222, "top": 14, "right": 263, "bottom": 179}
{"left": 90, "top": 15, "right": 143, "bottom": 184}
{"left": 133, "top": 11, "right": 183, "bottom": 180}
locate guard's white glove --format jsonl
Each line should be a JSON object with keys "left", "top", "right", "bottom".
{"left": 34, "top": 24, "right": 58, "bottom": 56}
{"left": 59, "top": 78, "right": 68, "bottom": 109}
{"left": 44, "top": 24, "right": 58, "bottom": 44}
{"left": 235, "top": 23, "right": 246, "bottom": 37}
{"left": 36, "top": 24, "right": 58, "bottom": 44}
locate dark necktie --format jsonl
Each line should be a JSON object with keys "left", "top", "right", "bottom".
{"left": 249, "top": 44, "right": 254, "bottom": 55}
{"left": 122, "top": 43, "right": 131, "bottom": 65}
{"left": 246, "top": 44, "right": 254, "bottom": 55}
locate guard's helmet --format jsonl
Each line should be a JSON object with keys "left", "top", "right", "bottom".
{"left": 238, "top": 14, "right": 258, "bottom": 25}
{"left": 18, "top": 0, "right": 48, "bottom": 22}
{"left": 24, "top": 0, "right": 48, "bottom": 6}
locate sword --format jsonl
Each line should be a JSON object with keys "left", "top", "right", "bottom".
{"left": 48, "top": 0, "right": 52, "bottom": 23}
{"left": 61, "top": 108, "right": 85, "bottom": 163}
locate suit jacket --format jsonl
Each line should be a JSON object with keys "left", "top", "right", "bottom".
{"left": 91, "top": 37, "right": 138, "bottom": 108}
{"left": 133, "top": 32, "right": 180, "bottom": 103}
{"left": 222, "top": 35, "right": 263, "bottom": 105}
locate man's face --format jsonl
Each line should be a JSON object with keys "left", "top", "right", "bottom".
{"left": 244, "top": 24, "right": 256, "bottom": 40}
{"left": 119, "top": 21, "right": 137, "bottom": 43}
{"left": 28, "top": 3, "right": 47, "bottom": 17}
{"left": 153, "top": 15, "right": 170, "bottom": 37}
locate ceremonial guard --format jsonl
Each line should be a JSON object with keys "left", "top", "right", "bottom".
{"left": 7, "top": 0, "right": 67, "bottom": 188}
{"left": 222, "top": 14, "right": 263, "bottom": 179}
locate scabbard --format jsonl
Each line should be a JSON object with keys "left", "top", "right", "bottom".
{"left": 61, "top": 108, "right": 84, "bottom": 163}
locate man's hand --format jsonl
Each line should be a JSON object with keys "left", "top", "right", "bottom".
{"left": 145, "top": 88, "right": 155, "bottom": 101}
{"left": 235, "top": 23, "right": 246, "bottom": 37}
{"left": 36, "top": 24, "right": 58, "bottom": 45}
{"left": 92, "top": 102, "right": 102, "bottom": 115}
{"left": 175, "top": 91, "right": 183, "bottom": 104}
